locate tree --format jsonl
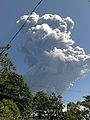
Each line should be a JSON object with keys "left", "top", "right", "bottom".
{"left": 0, "top": 99, "right": 20, "bottom": 120}
{"left": 1, "top": 46, "right": 90, "bottom": 120}
{"left": 0, "top": 72, "right": 33, "bottom": 119}
{"left": 33, "top": 91, "right": 64, "bottom": 120}
{"left": 0, "top": 46, "right": 33, "bottom": 119}
{"left": 0, "top": 45, "right": 16, "bottom": 77}
{"left": 65, "top": 102, "right": 84, "bottom": 120}
{"left": 78, "top": 95, "right": 90, "bottom": 120}
{"left": 33, "top": 91, "right": 49, "bottom": 119}
{"left": 65, "top": 95, "right": 90, "bottom": 120}
{"left": 33, "top": 91, "right": 90, "bottom": 120}
{"left": 47, "top": 93, "right": 64, "bottom": 120}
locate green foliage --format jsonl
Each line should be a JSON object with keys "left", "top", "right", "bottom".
{"left": 0, "top": 45, "right": 33, "bottom": 120}
{"left": 33, "top": 91, "right": 90, "bottom": 120}
{"left": 33, "top": 91, "right": 49, "bottom": 119}
{"left": 0, "top": 71, "right": 33, "bottom": 119}
{"left": 0, "top": 99, "right": 20, "bottom": 120}
{"left": 65, "top": 102, "right": 84, "bottom": 120}
{"left": 0, "top": 45, "right": 90, "bottom": 120}
{"left": 65, "top": 95, "right": 90, "bottom": 120}
{"left": 47, "top": 93, "right": 64, "bottom": 120}
{"left": 33, "top": 91, "right": 64, "bottom": 120}
{"left": 0, "top": 45, "right": 16, "bottom": 77}
{"left": 78, "top": 95, "right": 90, "bottom": 120}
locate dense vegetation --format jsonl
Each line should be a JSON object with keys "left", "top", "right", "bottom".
{"left": 32, "top": 91, "right": 90, "bottom": 120}
{"left": 0, "top": 46, "right": 33, "bottom": 120}
{"left": 0, "top": 46, "right": 90, "bottom": 120}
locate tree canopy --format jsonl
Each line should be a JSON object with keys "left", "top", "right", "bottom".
{"left": 0, "top": 46, "right": 90, "bottom": 120}
{"left": 0, "top": 99, "right": 20, "bottom": 120}
{"left": 33, "top": 91, "right": 90, "bottom": 120}
{"left": 0, "top": 46, "right": 33, "bottom": 120}
{"left": 33, "top": 91, "right": 64, "bottom": 120}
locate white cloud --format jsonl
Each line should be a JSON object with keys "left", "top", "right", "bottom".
{"left": 17, "top": 12, "right": 90, "bottom": 95}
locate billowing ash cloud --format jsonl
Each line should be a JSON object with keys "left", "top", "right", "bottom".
{"left": 17, "top": 12, "right": 90, "bottom": 94}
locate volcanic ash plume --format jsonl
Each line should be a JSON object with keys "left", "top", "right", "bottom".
{"left": 17, "top": 12, "right": 90, "bottom": 94}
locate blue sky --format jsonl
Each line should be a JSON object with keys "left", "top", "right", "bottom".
{"left": 0, "top": 0, "right": 90, "bottom": 103}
